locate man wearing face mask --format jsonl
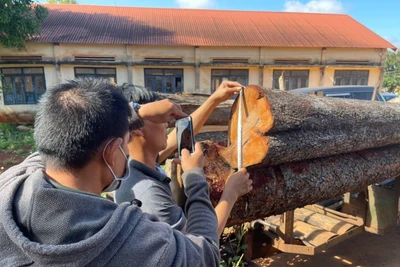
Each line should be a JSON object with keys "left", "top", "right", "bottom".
{"left": 0, "top": 78, "right": 221, "bottom": 266}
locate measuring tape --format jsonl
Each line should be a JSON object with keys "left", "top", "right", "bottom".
{"left": 237, "top": 88, "right": 249, "bottom": 214}
{"left": 237, "top": 88, "right": 243, "bottom": 169}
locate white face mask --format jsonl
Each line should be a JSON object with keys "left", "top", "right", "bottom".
{"left": 102, "top": 138, "right": 131, "bottom": 192}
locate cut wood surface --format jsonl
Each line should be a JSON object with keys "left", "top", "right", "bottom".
{"left": 223, "top": 85, "right": 400, "bottom": 168}
{"left": 203, "top": 141, "right": 400, "bottom": 226}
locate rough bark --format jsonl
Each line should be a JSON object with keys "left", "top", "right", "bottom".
{"left": 162, "top": 93, "right": 232, "bottom": 126}
{"left": 179, "top": 104, "right": 231, "bottom": 126}
{"left": 203, "top": 141, "right": 400, "bottom": 226}
{"left": 223, "top": 85, "right": 400, "bottom": 168}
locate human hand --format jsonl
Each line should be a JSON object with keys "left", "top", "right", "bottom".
{"left": 138, "top": 99, "right": 187, "bottom": 124}
{"left": 211, "top": 80, "right": 243, "bottom": 103}
{"left": 174, "top": 142, "right": 205, "bottom": 172}
{"left": 224, "top": 168, "right": 252, "bottom": 200}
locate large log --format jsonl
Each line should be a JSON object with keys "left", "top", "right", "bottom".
{"left": 161, "top": 86, "right": 400, "bottom": 226}
{"left": 222, "top": 85, "right": 400, "bottom": 168}
{"left": 160, "top": 93, "right": 232, "bottom": 126}
{"left": 203, "top": 141, "right": 400, "bottom": 226}
{"left": 179, "top": 104, "right": 231, "bottom": 126}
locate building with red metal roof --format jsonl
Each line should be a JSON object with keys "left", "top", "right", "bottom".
{"left": 0, "top": 4, "right": 396, "bottom": 122}
{"left": 33, "top": 5, "right": 395, "bottom": 49}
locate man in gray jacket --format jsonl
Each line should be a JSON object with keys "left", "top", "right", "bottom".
{"left": 0, "top": 79, "right": 220, "bottom": 266}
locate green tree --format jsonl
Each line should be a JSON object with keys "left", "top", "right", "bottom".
{"left": 0, "top": 0, "right": 48, "bottom": 49}
{"left": 46, "top": 0, "right": 77, "bottom": 3}
{"left": 383, "top": 51, "right": 400, "bottom": 93}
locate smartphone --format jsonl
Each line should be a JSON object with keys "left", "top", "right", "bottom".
{"left": 176, "top": 116, "right": 195, "bottom": 159}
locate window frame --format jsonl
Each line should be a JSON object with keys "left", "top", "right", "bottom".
{"left": 334, "top": 70, "right": 369, "bottom": 86}
{"left": 1, "top": 67, "right": 46, "bottom": 105}
{"left": 144, "top": 68, "right": 184, "bottom": 93}
{"left": 74, "top": 67, "right": 117, "bottom": 83}
{"left": 210, "top": 69, "right": 249, "bottom": 93}
{"left": 272, "top": 70, "right": 310, "bottom": 91}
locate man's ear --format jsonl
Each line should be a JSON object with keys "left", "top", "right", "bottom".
{"left": 131, "top": 129, "right": 144, "bottom": 137}
{"left": 103, "top": 138, "right": 123, "bottom": 167}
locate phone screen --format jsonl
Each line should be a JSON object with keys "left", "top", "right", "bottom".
{"left": 176, "top": 117, "right": 195, "bottom": 158}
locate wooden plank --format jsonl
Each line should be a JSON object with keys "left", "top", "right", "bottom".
{"left": 303, "top": 205, "right": 363, "bottom": 226}
{"left": 290, "top": 221, "right": 338, "bottom": 247}
{"left": 199, "top": 125, "right": 228, "bottom": 133}
{"left": 294, "top": 208, "right": 357, "bottom": 235}
{"left": 280, "top": 211, "right": 294, "bottom": 244}
{"left": 313, "top": 225, "right": 364, "bottom": 254}
{"left": 164, "top": 159, "right": 186, "bottom": 208}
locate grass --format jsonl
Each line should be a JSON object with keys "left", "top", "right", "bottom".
{"left": 0, "top": 124, "right": 36, "bottom": 174}
{"left": 2, "top": 158, "right": 15, "bottom": 166}
{"left": 0, "top": 124, "right": 36, "bottom": 152}
{"left": 15, "top": 148, "right": 27, "bottom": 154}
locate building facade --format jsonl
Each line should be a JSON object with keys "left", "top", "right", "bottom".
{"left": 0, "top": 5, "right": 396, "bottom": 122}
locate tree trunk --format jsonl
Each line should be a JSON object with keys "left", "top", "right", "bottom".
{"left": 203, "top": 141, "right": 400, "bottom": 226}
{"left": 222, "top": 85, "right": 400, "bottom": 168}
{"left": 162, "top": 93, "right": 232, "bottom": 126}
{"left": 179, "top": 104, "right": 231, "bottom": 126}
{"left": 162, "top": 86, "right": 400, "bottom": 226}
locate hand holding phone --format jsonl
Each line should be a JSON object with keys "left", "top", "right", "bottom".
{"left": 178, "top": 142, "right": 205, "bottom": 172}
{"left": 176, "top": 116, "right": 195, "bottom": 159}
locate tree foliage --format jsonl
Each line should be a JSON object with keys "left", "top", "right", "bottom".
{"left": 383, "top": 51, "right": 400, "bottom": 93}
{"left": 46, "top": 0, "right": 77, "bottom": 3}
{"left": 0, "top": 0, "right": 48, "bottom": 49}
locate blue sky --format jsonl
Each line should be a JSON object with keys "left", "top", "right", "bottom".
{"left": 40, "top": 0, "right": 400, "bottom": 48}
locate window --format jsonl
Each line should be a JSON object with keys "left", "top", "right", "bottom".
{"left": 334, "top": 70, "right": 369, "bottom": 86}
{"left": 74, "top": 67, "right": 117, "bottom": 83}
{"left": 273, "top": 70, "right": 309, "bottom": 91}
{"left": 326, "top": 92, "right": 381, "bottom": 101}
{"left": 211, "top": 69, "right": 248, "bottom": 92}
{"left": 144, "top": 69, "right": 183, "bottom": 93}
{"left": 1, "top": 67, "right": 46, "bottom": 105}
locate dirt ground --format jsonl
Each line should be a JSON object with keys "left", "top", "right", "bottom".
{"left": 0, "top": 147, "right": 31, "bottom": 175}
{"left": 251, "top": 226, "right": 400, "bottom": 267}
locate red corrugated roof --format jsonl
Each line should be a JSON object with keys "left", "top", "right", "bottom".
{"left": 34, "top": 4, "right": 396, "bottom": 49}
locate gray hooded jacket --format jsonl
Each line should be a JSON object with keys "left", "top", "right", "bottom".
{"left": 0, "top": 153, "right": 219, "bottom": 266}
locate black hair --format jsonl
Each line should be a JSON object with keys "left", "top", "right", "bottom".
{"left": 34, "top": 78, "right": 132, "bottom": 170}
{"left": 119, "top": 84, "right": 161, "bottom": 131}
{"left": 120, "top": 83, "right": 160, "bottom": 104}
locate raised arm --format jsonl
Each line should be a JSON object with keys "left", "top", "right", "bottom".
{"left": 130, "top": 99, "right": 188, "bottom": 130}
{"left": 158, "top": 81, "right": 243, "bottom": 163}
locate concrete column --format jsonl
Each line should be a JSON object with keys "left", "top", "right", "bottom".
{"left": 259, "top": 47, "right": 264, "bottom": 86}
{"left": 319, "top": 48, "right": 327, "bottom": 86}
{"left": 53, "top": 43, "right": 62, "bottom": 82}
{"left": 259, "top": 66, "right": 264, "bottom": 86}
{"left": 372, "top": 49, "right": 386, "bottom": 101}
{"left": 194, "top": 46, "right": 200, "bottom": 93}
{"left": 126, "top": 45, "right": 133, "bottom": 84}
{"left": 319, "top": 67, "right": 325, "bottom": 86}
